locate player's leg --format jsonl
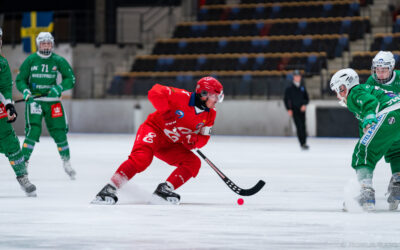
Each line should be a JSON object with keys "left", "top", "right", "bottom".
{"left": 0, "top": 120, "right": 36, "bottom": 196}
{"left": 293, "top": 109, "right": 307, "bottom": 149}
{"left": 384, "top": 141, "right": 400, "bottom": 210}
{"left": 352, "top": 113, "right": 400, "bottom": 210}
{"left": 44, "top": 102, "right": 75, "bottom": 179}
{"left": 92, "top": 123, "right": 161, "bottom": 204}
{"left": 153, "top": 145, "right": 201, "bottom": 204}
{"left": 22, "top": 101, "right": 43, "bottom": 167}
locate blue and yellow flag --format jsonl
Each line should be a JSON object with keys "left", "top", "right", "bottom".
{"left": 21, "top": 11, "right": 54, "bottom": 53}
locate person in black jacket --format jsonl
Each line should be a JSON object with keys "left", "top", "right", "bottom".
{"left": 284, "top": 70, "right": 310, "bottom": 150}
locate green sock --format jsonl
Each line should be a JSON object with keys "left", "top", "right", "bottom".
{"left": 7, "top": 149, "right": 27, "bottom": 177}
{"left": 356, "top": 167, "right": 373, "bottom": 187}
{"left": 56, "top": 140, "right": 70, "bottom": 161}
{"left": 22, "top": 138, "right": 35, "bottom": 162}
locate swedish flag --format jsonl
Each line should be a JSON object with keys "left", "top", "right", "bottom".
{"left": 21, "top": 11, "right": 54, "bottom": 53}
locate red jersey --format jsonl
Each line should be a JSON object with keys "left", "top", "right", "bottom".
{"left": 145, "top": 84, "right": 217, "bottom": 149}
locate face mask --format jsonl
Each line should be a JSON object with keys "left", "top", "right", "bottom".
{"left": 293, "top": 81, "right": 300, "bottom": 87}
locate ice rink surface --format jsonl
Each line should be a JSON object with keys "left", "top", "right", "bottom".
{"left": 1, "top": 134, "right": 400, "bottom": 250}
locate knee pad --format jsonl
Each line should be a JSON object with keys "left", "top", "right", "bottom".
{"left": 128, "top": 146, "right": 154, "bottom": 173}
{"left": 180, "top": 154, "right": 201, "bottom": 178}
{"left": 49, "top": 129, "right": 67, "bottom": 143}
{"left": 25, "top": 124, "right": 42, "bottom": 142}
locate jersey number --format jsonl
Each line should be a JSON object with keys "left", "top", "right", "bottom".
{"left": 41, "top": 64, "right": 48, "bottom": 72}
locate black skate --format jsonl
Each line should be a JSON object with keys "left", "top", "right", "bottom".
{"left": 91, "top": 184, "right": 118, "bottom": 205}
{"left": 357, "top": 187, "right": 375, "bottom": 211}
{"left": 387, "top": 175, "right": 400, "bottom": 210}
{"left": 63, "top": 160, "right": 76, "bottom": 180}
{"left": 16, "top": 175, "right": 37, "bottom": 197}
{"left": 301, "top": 144, "right": 309, "bottom": 150}
{"left": 153, "top": 182, "right": 180, "bottom": 205}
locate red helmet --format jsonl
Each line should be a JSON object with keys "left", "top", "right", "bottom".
{"left": 195, "top": 76, "right": 224, "bottom": 102}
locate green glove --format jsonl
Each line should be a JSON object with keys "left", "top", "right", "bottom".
{"left": 362, "top": 114, "right": 378, "bottom": 128}
{"left": 48, "top": 85, "right": 63, "bottom": 98}
{"left": 23, "top": 89, "right": 33, "bottom": 102}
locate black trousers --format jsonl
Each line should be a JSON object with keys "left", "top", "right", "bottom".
{"left": 293, "top": 109, "right": 307, "bottom": 146}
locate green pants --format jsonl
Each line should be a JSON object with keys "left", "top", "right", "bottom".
{"left": 0, "top": 117, "right": 27, "bottom": 177}
{"left": 22, "top": 100, "right": 70, "bottom": 162}
{"left": 352, "top": 110, "right": 400, "bottom": 174}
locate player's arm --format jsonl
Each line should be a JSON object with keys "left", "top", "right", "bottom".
{"left": 0, "top": 62, "right": 12, "bottom": 105}
{"left": 58, "top": 57, "right": 76, "bottom": 91}
{"left": 48, "top": 58, "right": 76, "bottom": 98}
{"left": 15, "top": 58, "right": 31, "bottom": 94}
{"left": 147, "top": 84, "right": 175, "bottom": 113}
{"left": 349, "top": 91, "right": 379, "bottom": 130}
{"left": 148, "top": 84, "right": 181, "bottom": 126}
{"left": 0, "top": 63, "right": 17, "bottom": 122}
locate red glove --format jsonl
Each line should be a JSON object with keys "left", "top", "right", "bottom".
{"left": 161, "top": 110, "right": 177, "bottom": 130}
{"left": 182, "top": 133, "right": 198, "bottom": 150}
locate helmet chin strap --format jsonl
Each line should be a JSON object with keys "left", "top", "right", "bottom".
{"left": 195, "top": 93, "right": 207, "bottom": 110}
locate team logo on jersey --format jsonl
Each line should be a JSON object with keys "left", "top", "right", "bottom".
{"left": 52, "top": 66, "right": 57, "bottom": 71}
{"left": 196, "top": 122, "right": 204, "bottom": 130}
{"left": 31, "top": 66, "right": 38, "bottom": 71}
{"left": 176, "top": 110, "right": 184, "bottom": 119}
{"left": 388, "top": 116, "right": 396, "bottom": 125}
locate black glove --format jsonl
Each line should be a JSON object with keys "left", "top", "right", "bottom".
{"left": 5, "top": 103, "right": 17, "bottom": 123}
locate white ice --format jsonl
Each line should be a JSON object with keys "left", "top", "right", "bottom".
{"left": 0, "top": 134, "right": 400, "bottom": 250}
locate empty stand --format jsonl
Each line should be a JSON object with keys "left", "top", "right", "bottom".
{"left": 131, "top": 52, "right": 327, "bottom": 76}
{"left": 370, "top": 33, "right": 400, "bottom": 51}
{"left": 173, "top": 17, "right": 370, "bottom": 41}
{"left": 197, "top": 1, "right": 360, "bottom": 21}
{"left": 153, "top": 34, "right": 348, "bottom": 59}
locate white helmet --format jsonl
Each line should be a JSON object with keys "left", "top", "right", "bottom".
{"left": 330, "top": 68, "right": 359, "bottom": 106}
{"left": 371, "top": 51, "right": 395, "bottom": 84}
{"left": 36, "top": 32, "right": 54, "bottom": 58}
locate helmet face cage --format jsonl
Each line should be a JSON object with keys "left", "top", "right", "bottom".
{"left": 36, "top": 32, "right": 54, "bottom": 57}
{"left": 371, "top": 52, "right": 395, "bottom": 84}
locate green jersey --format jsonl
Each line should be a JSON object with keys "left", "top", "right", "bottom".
{"left": 16, "top": 52, "right": 75, "bottom": 100}
{"left": 0, "top": 54, "right": 13, "bottom": 105}
{"left": 347, "top": 84, "right": 400, "bottom": 123}
{"left": 365, "top": 70, "right": 400, "bottom": 93}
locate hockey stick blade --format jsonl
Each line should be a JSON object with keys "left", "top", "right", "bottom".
{"left": 196, "top": 149, "right": 266, "bottom": 196}
{"left": 238, "top": 180, "right": 265, "bottom": 196}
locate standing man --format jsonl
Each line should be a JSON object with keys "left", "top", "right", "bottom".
{"left": 283, "top": 70, "right": 310, "bottom": 150}
{"left": 16, "top": 32, "right": 76, "bottom": 180}
{"left": 0, "top": 28, "right": 36, "bottom": 196}
{"left": 92, "top": 76, "right": 224, "bottom": 205}
{"left": 330, "top": 68, "right": 400, "bottom": 211}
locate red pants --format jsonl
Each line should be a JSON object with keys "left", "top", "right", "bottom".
{"left": 112, "top": 123, "right": 201, "bottom": 189}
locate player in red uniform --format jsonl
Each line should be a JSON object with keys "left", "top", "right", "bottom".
{"left": 92, "top": 76, "right": 224, "bottom": 204}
